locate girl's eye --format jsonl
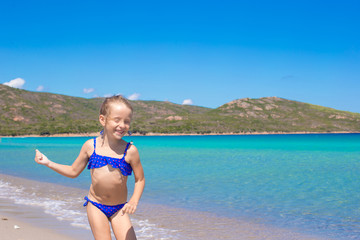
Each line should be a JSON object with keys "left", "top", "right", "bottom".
{"left": 111, "top": 118, "right": 120, "bottom": 123}
{"left": 111, "top": 118, "right": 130, "bottom": 124}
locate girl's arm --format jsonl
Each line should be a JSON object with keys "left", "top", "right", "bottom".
{"left": 34, "top": 139, "right": 92, "bottom": 178}
{"left": 121, "top": 145, "right": 145, "bottom": 215}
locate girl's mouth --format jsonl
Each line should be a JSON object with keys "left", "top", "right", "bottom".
{"left": 115, "top": 130, "right": 124, "bottom": 135}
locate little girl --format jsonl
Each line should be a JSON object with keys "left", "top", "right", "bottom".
{"left": 34, "top": 95, "right": 145, "bottom": 240}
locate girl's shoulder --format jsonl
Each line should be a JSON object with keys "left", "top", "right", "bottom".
{"left": 84, "top": 137, "right": 95, "bottom": 146}
{"left": 82, "top": 138, "right": 96, "bottom": 153}
{"left": 126, "top": 142, "right": 139, "bottom": 158}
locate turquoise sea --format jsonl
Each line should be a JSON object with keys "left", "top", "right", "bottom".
{"left": 1, "top": 134, "right": 360, "bottom": 239}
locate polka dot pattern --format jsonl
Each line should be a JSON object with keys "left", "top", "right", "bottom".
{"left": 83, "top": 196, "right": 126, "bottom": 218}
{"left": 87, "top": 138, "right": 133, "bottom": 176}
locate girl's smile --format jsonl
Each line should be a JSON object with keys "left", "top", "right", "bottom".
{"left": 101, "top": 103, "right": 132, "bottom": 139}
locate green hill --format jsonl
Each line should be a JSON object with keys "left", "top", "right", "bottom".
{"left": 1, "top": 84, "right": 359, "bottom": 136}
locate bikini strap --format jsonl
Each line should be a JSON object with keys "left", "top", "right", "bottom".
{"left": 123, "top": 142, "right": 131, "bottom": 157}
{"left": 83, "top": 196, "right": 90, "bottom": 206}
{"left": 93, "top": 137, "right": 97, "bottom": 151}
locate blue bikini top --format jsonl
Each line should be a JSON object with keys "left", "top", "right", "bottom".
{"left": 87, "top": 138, "right": 132, "bottom": 176}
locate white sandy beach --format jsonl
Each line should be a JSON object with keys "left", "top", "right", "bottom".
{"left": 0, "top": 181, "right": 332, "bottom": 240}
{"left": 0, "top": 161, "right": 339, "bottom": 240}
{"left": 0, "top": 207, "right": 331, "bottom": 240}
{"left": 0, "top": 214, "right": 79, "bottom": 240}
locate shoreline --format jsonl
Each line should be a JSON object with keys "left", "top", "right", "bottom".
{"left": 0, "top": 174, "right": 93, "bottom": 240}
{"left": 0, "top": 173, "right": 334, "bottom": 240}
{"left": 1, "top": 131, "right": 359, "bottom": 138}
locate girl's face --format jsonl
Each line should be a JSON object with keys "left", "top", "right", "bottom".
{"left": 100, "top": 103, "right": 132, "bottom": 139}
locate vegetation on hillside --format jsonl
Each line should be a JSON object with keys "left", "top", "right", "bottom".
{"left": 1, "top": 85, "right": 359, "bottom": 136}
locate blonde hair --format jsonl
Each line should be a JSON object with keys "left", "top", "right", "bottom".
{"left": 100, "top": 95, "right": 133, "bottom": 117}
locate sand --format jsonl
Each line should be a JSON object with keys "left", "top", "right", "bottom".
{"left": 0, "top": 172, "right": 338, "bottom": 239}
{"left": 0, "top": 206, "right": 331, "bottom": 240}
{"left": 0, "top": 214, "right": 78, "bottom": 240}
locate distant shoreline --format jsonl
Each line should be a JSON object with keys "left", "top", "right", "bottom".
{"left": 1, "top": 131, "right": 359, "bottom": 138}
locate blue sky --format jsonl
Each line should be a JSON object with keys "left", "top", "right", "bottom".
{"left": 1, "top": 0, "right": 359, "bottom": 112}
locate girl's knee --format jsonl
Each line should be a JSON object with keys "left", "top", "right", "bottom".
{"left": 112, "top": 226, "right": 136, "bottom": 240}
{"left": 110, "top": 214, "right": 136, "bottom": 240}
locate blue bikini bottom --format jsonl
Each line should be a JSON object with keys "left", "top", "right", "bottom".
{"left": 83, "top": 196, "right": 126, "bottom": 218}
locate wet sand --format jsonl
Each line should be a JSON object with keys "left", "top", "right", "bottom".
{"left": 0, "top": 173, "right": 334, "bottom": 240}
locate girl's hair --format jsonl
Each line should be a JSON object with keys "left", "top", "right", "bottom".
{"left": 100, "top": 95, "right": 133, "bottom": 117}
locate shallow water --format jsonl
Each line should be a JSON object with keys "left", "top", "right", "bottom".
{"left": 1, "top": 134, "right": 360, "bottom": 239}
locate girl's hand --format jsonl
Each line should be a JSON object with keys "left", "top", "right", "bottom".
{"left": 35, "top": 149, "right": 50, "bottom": 166}
{"left": 121, "top": 201, "right": 137, "bottom": 215}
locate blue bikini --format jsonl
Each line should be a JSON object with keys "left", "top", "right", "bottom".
{"left": 83, "top": 196, "right": 126, "bottom": 218}
{"left": 87, "top": 138, "right": 132, "bottom": 176}
{"left": 84, "top": 138, "right": 133, "bottom": 218}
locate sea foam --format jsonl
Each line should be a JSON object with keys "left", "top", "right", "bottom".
{"left": 0, "top": 175, "right": 182, "bottom": 240}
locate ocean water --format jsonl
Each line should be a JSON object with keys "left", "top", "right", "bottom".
{"left": 1, "top": 134, "right": 360, "bottom": 239}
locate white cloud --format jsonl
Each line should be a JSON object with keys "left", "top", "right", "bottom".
{"left": 83, "top": 88, "right": 95, "bottom": 94}
{"left": 182, "top": 99, "right": 193, "bottom": 105}
{"left": 3, "top": 78, "right": 25, "bottom": 89}
{"left": 128, "top": 93, "right": 140, "bottom": 100}
{"left": 36, "top": 85, "right": 44, "bottom": 91}
{"left": 104, "top": 94, "right": 113, "bottom": 98}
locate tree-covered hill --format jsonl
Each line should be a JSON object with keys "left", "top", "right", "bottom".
{"left": 1, "top": 84, "right": 359, "bottom": 136}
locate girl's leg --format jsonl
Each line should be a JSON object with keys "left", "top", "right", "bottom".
{"left": 86, "top": 203, "right": 112, "bottom": 240}
{"left": 110, "top": 212, "right": 136, "bottom": 240}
